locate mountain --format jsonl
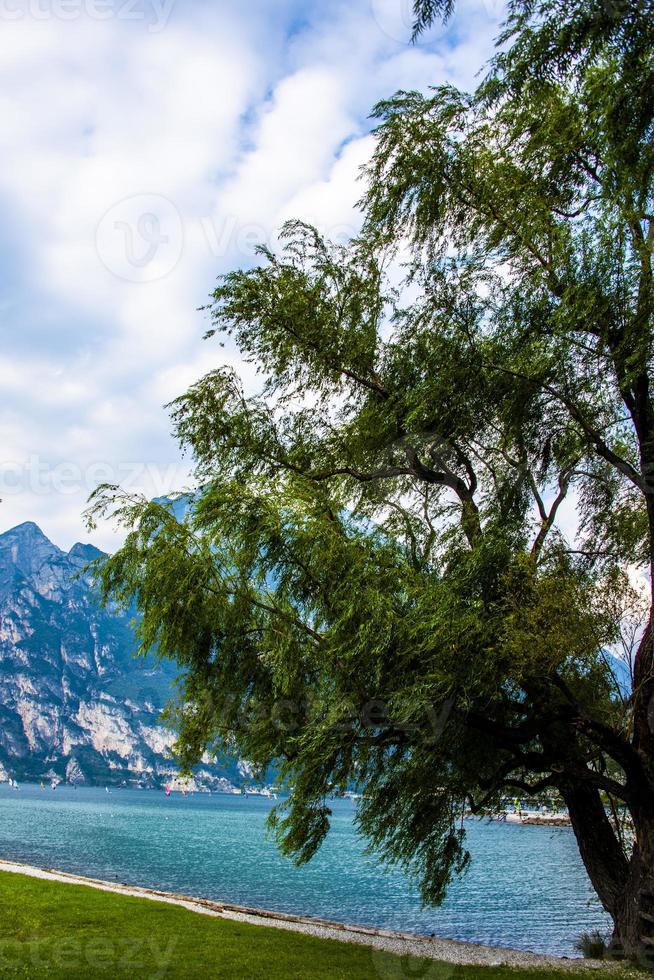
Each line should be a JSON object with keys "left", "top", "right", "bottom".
{"left": 0, "top": 521, "right": 247, "bottom": 790}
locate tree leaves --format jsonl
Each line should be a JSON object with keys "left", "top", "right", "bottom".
{"left": 87, "top": 0, "right": 654, "bottom": 914}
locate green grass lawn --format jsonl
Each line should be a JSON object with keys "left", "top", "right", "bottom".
{"left": 0, "top": 870, "right": 634, "bottom": 979}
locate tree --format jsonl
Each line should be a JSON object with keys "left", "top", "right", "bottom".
{"left": 88, "top": 0, "right": 654, "bottom": 958}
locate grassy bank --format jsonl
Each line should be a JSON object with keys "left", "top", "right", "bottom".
{"left": 0, "top": 870, "right": 632, "bottom": 979}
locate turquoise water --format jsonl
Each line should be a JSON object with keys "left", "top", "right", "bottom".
{"left": 0, "top": 784, "right": 609, "bottom": 956}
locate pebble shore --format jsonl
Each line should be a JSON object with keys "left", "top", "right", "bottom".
{"left": 0, "top": 858, "right": 618, "bottom": 971}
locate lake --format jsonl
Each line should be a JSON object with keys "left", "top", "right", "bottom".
{"left": 0, "top": 784, "right": 610, "bottom": 956}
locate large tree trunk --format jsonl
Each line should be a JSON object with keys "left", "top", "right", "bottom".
{"left": 563, "top": 782, "right": 654, "bottom": 961}
{"left": 626, "top": 622, "right": 654, "bottom": 961}
{"left": 612, "top": 815, "right": 654, "bottom": 964}
{"left": 563, "top": 782, "right": 629, "bottom": 919}
{"left": 632, "top": 621, "right": 654, "bottom": 765}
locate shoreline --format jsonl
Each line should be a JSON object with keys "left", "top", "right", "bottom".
{"left": 0, "top": 858, "right": 611, "bottom": 970}
{"left": 503, "top": 812, "right": 572, "bottom": 828}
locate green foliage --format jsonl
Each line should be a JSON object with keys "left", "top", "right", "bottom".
{"left": 574, "top": 930, "right": 609, "bottom": 960}
{"left": 0, "top": 872, "right": 626, "bottom": 979}
{"left": 87, "top": 0, "right": 653, "bottom": 925}
{"left": 410, "top": 0, "right": 455, "bottom": 39}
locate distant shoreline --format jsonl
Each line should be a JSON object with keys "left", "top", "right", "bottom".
{"left": 0, "top": 781, "right": 572, "bottom": 824}
{"left": 501, "top": 811, "right": 572, "bottom": 828}
{"left": 0, "top": 858, "right": 603, "bottom": 970}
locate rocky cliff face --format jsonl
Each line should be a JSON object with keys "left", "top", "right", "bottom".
{"left": 0, "top": 521, "right": 241, "bottom": 790}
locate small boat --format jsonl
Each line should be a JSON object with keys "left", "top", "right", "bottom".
{"left": 164, "top": 785, "right": 171, "bottom": 797}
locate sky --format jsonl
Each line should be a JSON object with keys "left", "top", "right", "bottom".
{"left": 0, "top": 0, "right": 505, "bottom": 551}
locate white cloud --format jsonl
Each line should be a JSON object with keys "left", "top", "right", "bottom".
{"left": 0, "top": 0, "right": 502, "bottom": 550}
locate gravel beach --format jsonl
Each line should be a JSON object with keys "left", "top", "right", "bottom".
{"left": 0, "top": 858, "right": 617, "bottom": 971}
